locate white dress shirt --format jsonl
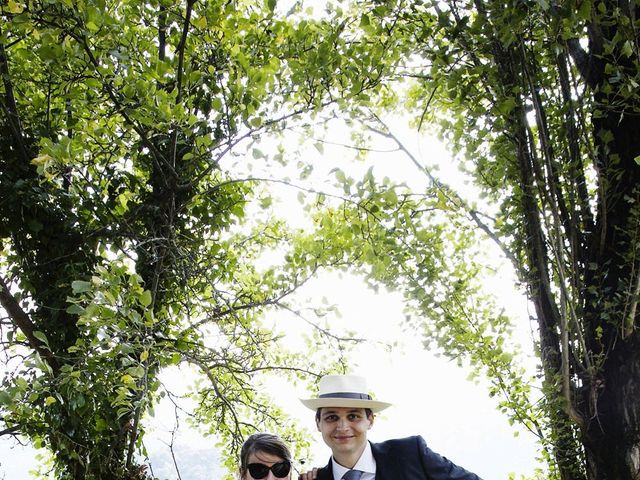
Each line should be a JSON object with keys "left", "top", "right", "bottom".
{"left": 331, "top": 441, "right": 376, "bottom": 480}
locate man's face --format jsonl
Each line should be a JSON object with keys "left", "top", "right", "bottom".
{"left": 316, "top": 407, "right": 374, "bottom": 464}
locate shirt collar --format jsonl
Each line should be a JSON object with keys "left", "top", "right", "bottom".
{"left": 331, "top": 442, "right": 376, "bottom": 479}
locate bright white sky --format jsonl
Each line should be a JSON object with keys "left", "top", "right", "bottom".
{"left": 0, "top": 95, "right": 543, "bottom": 480}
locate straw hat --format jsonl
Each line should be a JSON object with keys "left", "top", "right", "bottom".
{"left": 300, "top": 374, "right": 391, "bottom": 412}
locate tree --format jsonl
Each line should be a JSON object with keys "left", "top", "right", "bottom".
{"left": 0, "top": 1, "right": 392, "bottom": 477}
{"left": 6, "top": 0, "right": 638, "bottom": 478}
{"left": 293, "top": 1, "right": 640, "bottom": 479}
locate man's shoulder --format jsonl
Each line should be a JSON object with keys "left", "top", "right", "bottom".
{"left": 372, "top": 436, "right": 482, "bottom": 480}
{"left": 372, "top": 435, "right": 424, "bottom": 450}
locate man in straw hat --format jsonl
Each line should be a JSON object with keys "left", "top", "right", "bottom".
{"left": 299, "top": 374, "right": 481, "bottom": 480}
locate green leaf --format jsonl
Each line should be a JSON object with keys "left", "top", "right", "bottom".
{"left": 66, "top": 304, "right": 85, "bottom": 315}
{"left": 497, "top": 97, "right": 517, "bottom": 116}
{"left": 384, "top": 189, "right": 398, "bottom": 206}
{"left": 139, "top": 290, "right": 152, "bottom": 307}
{"left": 33, "top": 331, "right": 50, "bottom": 348}
{"left": 192, "top": 16, "right": 207, "bottom": 29}
{"left": 535, "top": 0, "right": 549, "bottom": 10}
{"left": 95, "top": 417, "right": 108, "bottom": 432}
{"left": 577, "top": 0, "right": 592, "bottom": 20}
{"left": 621, "top": 40, "right": 633, "bottom": 58}
{"left": 7, "top": 0, "right": 24, "bottom": 14}
{"left": 260, "top": 196, "right": 273, "bottom": 208}
{"left": 71, "top": 280, "right": 92, "bottom": 293}
{"left": 0, "top": 391, "right": 13, "bottom": 405}
{"left": 211, "top": 97, "right": 223, "bottom": 111}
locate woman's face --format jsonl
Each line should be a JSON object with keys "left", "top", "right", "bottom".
{"left": 242, "top": 450, "right": 291, "bottom": 480}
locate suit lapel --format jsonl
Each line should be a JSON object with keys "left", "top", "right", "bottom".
{"left": 371, "top": 441, "right": 394, "bottom": 480}
{"left": 317, "top": 458, "right": 335, "bottom": 480}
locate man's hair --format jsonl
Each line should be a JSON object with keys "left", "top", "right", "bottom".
{"left": 315, "top": 408, "right": 374, "bottom": 422}
{"left": 239, "top": 432, "right": 292, "bottom": 471}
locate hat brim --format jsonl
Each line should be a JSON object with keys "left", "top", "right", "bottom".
{"left": 300, "top": 398, "right": 391, "bottom": 413}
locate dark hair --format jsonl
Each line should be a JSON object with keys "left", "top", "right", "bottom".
{"left": 315, "top": 408, "right": 374, "bottom": 422}
{"left": 240, "top": 432, "right": 292, "bottom": 472}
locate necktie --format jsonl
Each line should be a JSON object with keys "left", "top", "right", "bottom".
{"left": 342, "top": 469, "right": 364, "bottom": 480}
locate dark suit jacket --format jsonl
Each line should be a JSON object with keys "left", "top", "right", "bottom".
{"left": 314, "top": 436, "right": 481, "bottom": 480}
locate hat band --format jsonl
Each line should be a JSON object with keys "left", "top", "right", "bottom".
{"left": 319, "top": 392, "right": 372, "bottom": 400}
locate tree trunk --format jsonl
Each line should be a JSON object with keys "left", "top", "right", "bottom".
{"left": 582, "top": 339, "right": 640, "bottom": 480}
{"left": 577, "top": 1, "right": 640, "bottom": 476}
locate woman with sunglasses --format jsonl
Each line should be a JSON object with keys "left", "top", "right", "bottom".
{"left": 240, "top": 433, "right": 293, "bottom": 480}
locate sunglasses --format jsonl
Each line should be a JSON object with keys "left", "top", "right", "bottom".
{"left": 247, "top": 461, "right": 291, "bottom": 479}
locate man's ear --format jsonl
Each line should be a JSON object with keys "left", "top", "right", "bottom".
{"left": 316, "top": 418, "right": 321, "bottom": 431}
{"left": 368, "top": 413, "right": 375, "bottom": 429}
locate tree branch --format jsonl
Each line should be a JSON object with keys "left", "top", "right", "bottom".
{"left": 169, "top": 0, "right": 196, "bottom": 168}
{"left": 0, "top": 425, "right": 21, "bottom": 436}
{"left": 0, "top": 275, "right": 59, "bottom": 374}
{"left": 0, "top": 27, "right": 31, "bottom": 162}
{"left": 565, "top": 38, "right": 598, "bottom": 89}
{"left": 362, "top": 111, "right": 521, "bottom": 270}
